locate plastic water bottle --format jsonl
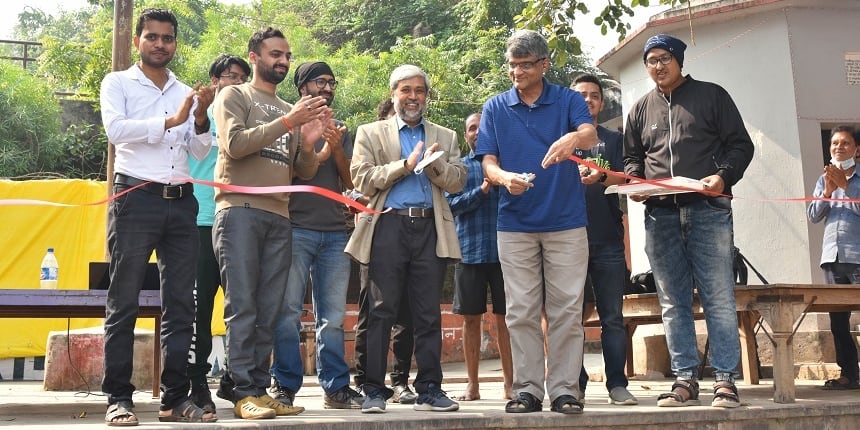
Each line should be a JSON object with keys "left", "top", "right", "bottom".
{"left": 40, "top": 248, "right": 59, "bottom": 290}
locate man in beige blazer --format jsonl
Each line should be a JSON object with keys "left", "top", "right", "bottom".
{"left": 345, "top": 64, "right": 466, "bottom": 413}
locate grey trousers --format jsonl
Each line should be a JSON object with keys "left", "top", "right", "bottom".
{"left": 498, "top": 228, "right": 588, "bottom": 401}
{"left": 213, "top": 206, "right": 292, "bottom": 400}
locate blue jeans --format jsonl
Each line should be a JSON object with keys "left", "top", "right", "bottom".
{"left": 644, "top": 197, "right": 739, "bottom": 382}
{"left": 579, "top": 241, "right": 628, "bottom": 392}
{"left": 272, "top": 228, "right": 351, "bottom": 394}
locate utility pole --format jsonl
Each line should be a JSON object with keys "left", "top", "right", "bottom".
{"left": 106, "top": 0, "right": 133, "bottom": 257}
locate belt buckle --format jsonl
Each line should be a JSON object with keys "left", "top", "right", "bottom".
{"left": 162, "top": 185, "right": 182, "bottom": 199}
{"left": 407, "top": 207, "right": 421, "bottom": 218}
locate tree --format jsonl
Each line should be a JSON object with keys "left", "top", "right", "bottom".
{"left": 517, "top": 0, "right": 687, "bottom": 65}
{"left": 8, "top": 0, "right": 668, "bottom": 178}
{"left": 0, "top": 63, "right": 64, "bottom": 178}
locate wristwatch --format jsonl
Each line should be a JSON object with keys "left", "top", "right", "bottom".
{"left": 598, "top": 172, "right": 608, "bottom": 183}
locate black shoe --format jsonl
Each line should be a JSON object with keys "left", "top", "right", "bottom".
{"left": 190, "top": 383, "right": 217, "bottom": 414}
{"left": 324, "top": 385, "right": 364, "bottom": 409}
{"left": 391, "top": 384, "right": 417, "bottom": 404}
{"left": 216, "top": 374, "right": 235, "bottom": 403}
{"left": 268, "top": 383, "right": 296, "bottom": 407}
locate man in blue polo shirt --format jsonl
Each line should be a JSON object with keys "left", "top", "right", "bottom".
{"left": 476, "top": 29, "right": 597, "bottom": 415}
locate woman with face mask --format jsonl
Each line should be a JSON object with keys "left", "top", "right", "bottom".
{"left": 807, "top": 125, "right": 860, "bottom": 391}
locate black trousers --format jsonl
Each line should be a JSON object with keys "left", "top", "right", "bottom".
{"left": 354, "top": 264, "right": 414, "bottom": 387}
{"left": 187, "top": 225, "right": 222, "bottom": 387}
{"left": 362, "top": 214, "right": 446, "bottom": 396}
{"left": 102, "top": 184, "right": 199, "bottom": 410}
{"left": 823, "top": 262, "right": 860, "bottom": 382}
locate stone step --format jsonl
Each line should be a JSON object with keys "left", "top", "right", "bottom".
{"left": 43, "top": 328, "right": 154, "bottom": 391}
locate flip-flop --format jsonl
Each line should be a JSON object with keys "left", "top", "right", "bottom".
{"left": 105, "top": 400, "right": 138, "bottom": 427}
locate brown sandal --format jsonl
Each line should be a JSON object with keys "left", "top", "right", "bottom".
{"left": 712, "top": 381, "right": 740, "bottom": 408}
{"left": 657, "top": 379, "right": 701, "bottom": 407}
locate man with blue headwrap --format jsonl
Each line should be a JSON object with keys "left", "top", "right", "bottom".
{"left": 623, "top": 34, "right": 754, "bottom": 409}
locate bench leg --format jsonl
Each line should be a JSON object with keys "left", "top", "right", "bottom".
{"left": 738, "top": 311, "right": 760, "bottom": 385}
{"left": 625, "top": 322, "right": 637, "bottom": 377}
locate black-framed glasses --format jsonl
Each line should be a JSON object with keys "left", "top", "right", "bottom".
{"left": 219, "top": 73, "right": 248, "bottom": 83}
{"left": 506, "top": 57, "right": 546, "bottom": 71}
{"left": 311, "top": 78, "right": 338, "bottom": 89}
{"left": 645, "top": 53, "right": 673, "bottom": 68}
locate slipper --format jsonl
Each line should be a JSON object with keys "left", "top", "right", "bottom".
{"left": 158, "top": 398, "right": 218, "bottom": 423}
{"left": 505, "top": 392, "right": 542, "bottom": 413}
{"left": 822, "top": 378, "right": 860, "bottom": 390}
{"left": 105, "top": 400, "right": 138, "bottom": 427}
{"left": 550, "top": 394, "right": 584, "bottom": 414}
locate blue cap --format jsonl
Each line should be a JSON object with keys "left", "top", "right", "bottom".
{"left": 643, "top": 34, "right": 687, "bottom": 68}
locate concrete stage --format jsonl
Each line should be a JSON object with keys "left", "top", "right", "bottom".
{"left": 1, "top": 357, "right": 858, "bottom": 429}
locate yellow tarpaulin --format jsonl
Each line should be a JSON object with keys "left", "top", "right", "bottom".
{"left": 0, "top": 179, "right": 225, "bottom": 359}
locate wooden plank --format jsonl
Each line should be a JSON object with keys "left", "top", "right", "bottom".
{"left": 0, "top": 289, "right": 161, "bottom": 397}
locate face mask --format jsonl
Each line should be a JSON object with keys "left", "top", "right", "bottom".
{"left": 831, "top": 157, "right": 856, "bottom": 170}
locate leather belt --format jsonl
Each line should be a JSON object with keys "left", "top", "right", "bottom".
{"left": 393, "top": 207, "right": 434, "bottom": 218}
{"left": 114, "top": 173, "right": 192, "bottom": 200}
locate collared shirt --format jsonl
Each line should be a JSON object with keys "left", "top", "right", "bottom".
{"left": 101, "top": 64, "right": 211, "bottom": 184}
{"left": 446, "top": 151, "right": 500, "bottom": 264}
{"left": 385, "top": 115, "right": 433, "bottom": 209}
{"left": 807, "top": 168, "right": 860, "bottom": 265}
{"left": 475, "top": 78, "right": 592, "bottom": 232}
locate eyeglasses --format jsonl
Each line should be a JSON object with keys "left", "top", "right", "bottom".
{"left": 645, "top": 53, "right": 673, "bottom": 68}
{"left": 506, "top": 57, "right": 546, "bottom": 71}
{"left": 310, "top": 78, "right": 338, "bottom": 89}
{"left": 219, "top": 73, "right": 248, "bottom": 83}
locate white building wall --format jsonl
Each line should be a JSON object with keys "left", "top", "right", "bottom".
{"left": 614, "top": 4, "right": 860, "bottom": 284}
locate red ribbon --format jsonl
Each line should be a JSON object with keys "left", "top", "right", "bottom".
{"left": 0, "top": 179, "right": 378, "bottom": 212}
{"left": 570, "top": 154, "right": 860, "bottom": 204}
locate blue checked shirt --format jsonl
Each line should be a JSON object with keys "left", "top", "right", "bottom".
{"left": 445, "top": 151, "right": 500, "bottom": 264}
{"left": 808, "top": 168, "right": 860, "bottom": 266}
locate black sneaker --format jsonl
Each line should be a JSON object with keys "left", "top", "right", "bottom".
{"left": 324, "top": 385, "right": 364, "bottom": 409}
{"left": 414, "top": 384, "right": 459, "bottom": 412}
{"left": 268, "top": 384, "right": 296, "bottom": 407}
{"left": 391, "top": 384, "right": 417, "bottom": 404}
{"left": 216, "top": 373, "right": 235, "bottom": 403}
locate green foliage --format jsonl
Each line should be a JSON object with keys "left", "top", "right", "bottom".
{"left": 55, "top": 123, "right": 108, "bottom": 180}
{"left": 517, "top": 0, "right": 685, "bottom": 66}
{"left": 294, "top": 0, "right": 463, "bottom": 54}
{"left": 6, "top": 0, "right": 673, "bottom": 178}
{"left": 0, "top": 64, "right": 64, "bottom": 178}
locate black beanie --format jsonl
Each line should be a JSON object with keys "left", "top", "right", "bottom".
{"left": 293, "top": 61, "right": 334, "bottom": 95}
{"left": 643, "top": 34, "right": 687, "bottom": 68}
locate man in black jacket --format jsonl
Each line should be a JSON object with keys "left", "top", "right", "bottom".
{"left": 623, "top": 34, "right": 754, "bottom": 409}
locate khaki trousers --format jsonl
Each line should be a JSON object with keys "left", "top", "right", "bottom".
{"left": 498, "top": 228, "right": 588, "bottom": 401}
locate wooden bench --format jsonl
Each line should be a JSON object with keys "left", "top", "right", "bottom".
{"left": 584, "top": 292, "right": 761, "bottom": 385}
{"left": 585, "top": 284, "right": 860, "bottom": 403}
{"left": 0, "top": 289, "right": 162, "bottom": 397}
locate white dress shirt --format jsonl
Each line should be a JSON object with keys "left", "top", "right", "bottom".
{"left": 100, "top": 64, "right": 211, "bottom": 184}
